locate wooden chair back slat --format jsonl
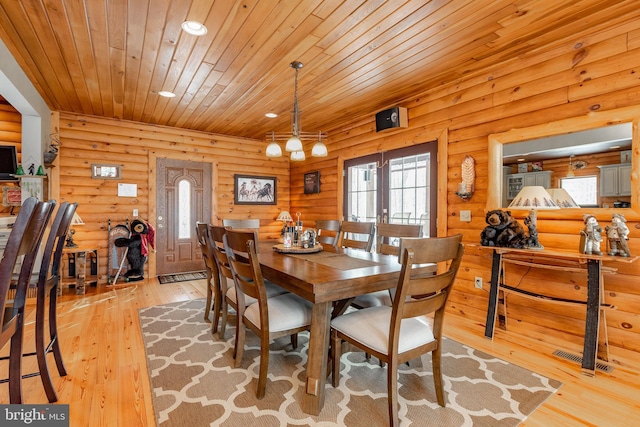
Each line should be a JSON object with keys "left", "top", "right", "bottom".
{"left": 339, "top": 221, "right": 375, "bottom": 252}
{"left": 375, "top": 223, "right": 422, "bottom": 256}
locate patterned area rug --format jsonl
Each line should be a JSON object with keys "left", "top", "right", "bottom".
{"left": 157, "top": 271, "right": 207, "bottom": 284}
{"left": 139, "top": 299, "right": 562, "bottom": 427}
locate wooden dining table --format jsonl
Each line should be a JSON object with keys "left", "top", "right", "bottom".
{"left": 256, "top": 241, "right": 434, "bottom": 416}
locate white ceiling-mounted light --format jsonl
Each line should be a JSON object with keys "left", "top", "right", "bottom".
{"left": 265, "top": 61, "right": 328, "bottom": 160}
{"left": 311, "top": 132, "right": 328, "bottom": 157}
{"left": 158, "top": 91, "right": 176, "bottom": 98}
{"left": 265, "top": 112, "right": 278, "bottom": 118}
{"left": 266, "top": 132, "right": 282, "bottom": 158}
{"left": 181, "top": 21, "right": 207, "bottom": 36}
{"left": 285, "top": 135, "right": 302, "bottom": 152}
{"left": 290, "top": 150, "right": 306, "bottom": 161}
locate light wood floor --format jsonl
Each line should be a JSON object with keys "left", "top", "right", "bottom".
{"left": 1, "top": 278, "right": 639, "bottom": 426}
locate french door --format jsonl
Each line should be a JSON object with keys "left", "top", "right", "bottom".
{"left": 343, "top": 141, "right": 437, "bottom": 237}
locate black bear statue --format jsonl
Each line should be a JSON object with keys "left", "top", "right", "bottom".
{"left": 480, "top": 209, "right": 528, "bottom": 248}
{"left": 114, "top": 219, "right": 154, "bottom": 281}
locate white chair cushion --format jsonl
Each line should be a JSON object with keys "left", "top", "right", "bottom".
{"left": 352, "top": 290, "right": 392, "bottom": 307}
{"left": 226, "top": 280, "right": 287, "bottom": 306}
{"left": 244, "top": 293, "right": 312, "bottom": 332}
{"left": 330, "top": 306, "right": 434, "bottom": 355}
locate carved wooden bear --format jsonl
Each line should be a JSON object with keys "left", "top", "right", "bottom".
{"left": 114, "top": 219, "right": 149, "bottom": 281}
{"left": 480, "top": 209, "right": 528, "bottom": 248}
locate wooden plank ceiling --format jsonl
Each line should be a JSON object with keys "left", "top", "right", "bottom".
{"left": 0, "top": 0, "right": 636, "bottom": 141}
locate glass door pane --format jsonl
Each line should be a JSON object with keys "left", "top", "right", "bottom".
{"left": 346, "top": 160, "right": 378, "bottom": 222}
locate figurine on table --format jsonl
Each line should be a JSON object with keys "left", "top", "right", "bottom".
{"left": 580, "top": 214, "right": 603, "bottom": 255}
{"left": 606, "top": 213, "right": 631, "bottom": 257}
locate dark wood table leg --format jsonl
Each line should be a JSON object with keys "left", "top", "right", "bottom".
{"left": 484, "top": 249, "right": 502, "bottom": 339}
{"left": 582, "top": 259, "right": 601, "bottom": 376}
{"left": 302, "top": 301, "right": 331, "bottom": 415}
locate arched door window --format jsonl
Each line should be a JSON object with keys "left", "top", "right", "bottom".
{"left": 178, "top": 179, "right": 191, "bottom": 239}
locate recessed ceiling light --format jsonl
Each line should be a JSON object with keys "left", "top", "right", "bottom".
{"left": 181, "top": 21, "right": 207, "bottom": 36}
{"left": 517, "top": 158, "right": 525, "bottom": 162}
{"left": 265, "top": 112, "right": 278, "bottom": 118}
{"left": 609, "top": 145, "right": 621, "bottom": 149}
{"left": 158, "top": 91, "right": 176, "bottom": 98}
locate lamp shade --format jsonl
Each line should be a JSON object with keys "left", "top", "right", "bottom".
{"left": 266, "top": 141, "right": 282, "bottom": 157}
{"left": 508, "top": 186, "right": 559, "bottom": 210}
{"left": 547, "top": 188, "right": 580, "bottom": 208}
{"left": 276, "top": 211, "right": 293, "bottom": 222}
{"left": 71, "top": 212, "right": 85, "bottom": 225}
{"left": 290, "top": 150, "right": 306, "bottom": 161}
{"left": 285, "top": 136, "right": 303, "bottom": 152}
{"left": 311, "top": 141, "right": 328, "bottom": 157}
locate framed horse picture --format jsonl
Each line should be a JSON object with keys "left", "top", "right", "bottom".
{"left": 234, "top": 174, "right": 277, "bottom": 205}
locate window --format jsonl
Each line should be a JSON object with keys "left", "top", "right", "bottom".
{"left": 560, "top": 176, "right": 598, "bottom": 207}
{"left": 178, "top": 179, "right": 191, "bottom": 238}
{"left": 344, "top": 141, "right": 437, "bottom": 237}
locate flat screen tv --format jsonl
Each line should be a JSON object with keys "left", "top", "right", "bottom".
{"left": 0, "top": 145, "right": 19, "bottom": 181}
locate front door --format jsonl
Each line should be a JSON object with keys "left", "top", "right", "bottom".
{"left": 156, "top": 158, "right": 211, "bottom": 275}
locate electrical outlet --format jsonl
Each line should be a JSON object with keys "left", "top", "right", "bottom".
{"left": 133, "top": 208, "right": 139, "bottom": 217}
{"left": 474, "top": 276, "right": 483, "bottom": 289}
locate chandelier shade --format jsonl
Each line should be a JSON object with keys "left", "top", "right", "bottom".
{"left": 290, "top": 151, "right": 306, "bottom": 161}
{"left": 266, "top": 61, "right": 327, "bottom": 160}
{"left": 266, "top": 132, "right": 283, "bottom": 157}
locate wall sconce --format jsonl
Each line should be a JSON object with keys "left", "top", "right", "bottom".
{"left": 455, "top": 155, "right": 475, "bottom": 200}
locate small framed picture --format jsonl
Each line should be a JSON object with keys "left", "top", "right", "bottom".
{"left": 517, "top": 163, "right": 528, "bottom": 173}
{"left": 304, "top": 171, "right": 320, "bottom": 194}
{"left": 234, "top": 174, "right": 277, "bottom": 205}
{"left": 92, "top": 164, "right": 122, "bottom": 179}
{"left": 531, "top": 161, "right": 543, "bottom": 171}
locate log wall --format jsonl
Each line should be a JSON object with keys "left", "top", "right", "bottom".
{"left": 290, "top": 20, "right": 640, "bottom": 369}
{"left": 55, "top": 113, "right": 289, "bottom": 279}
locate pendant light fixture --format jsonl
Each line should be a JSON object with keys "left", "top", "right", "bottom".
{"left": 266, "top": 61, "right": 328, "bottom": 161}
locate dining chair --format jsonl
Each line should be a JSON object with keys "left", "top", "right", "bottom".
{"left": 223, "top": 229, "right": 312, "bottom": 399}
{"left": 196, "top": 222, "right": 221, "bottom": 329}
{"left": 315, "top": 219, "right": 341, "bottom": 248}
{"left": 222, "top": 218, "right": 260, "bottom": 230}
{"left": 0, "top": 197, "right": 55, "bottom": 403}
{"left": 331, "top": 234, "right": 464, "bottom": 427}
{"left": 209, "top": 225, "right": 286, "bottom": 344}
{"left": 337, "top": 220, "right": 375, "bottom": 252}
{"left": 27, "top": 201, "right": 76, "bottom": 402}
{"left": 352, "top": 223, "right": 425, "bottom": 309}
{"left": 419, "top": 213, "right": 430, "bottom": 237}
{"left": 390, "top": 212, "right": 411, "bottom": 224}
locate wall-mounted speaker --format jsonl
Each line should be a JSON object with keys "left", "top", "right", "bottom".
{"left": 375, "top": 107, "right": 408, "bottom": 132}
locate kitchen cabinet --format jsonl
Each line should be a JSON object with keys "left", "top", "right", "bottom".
{"left": 505, "top": 171, "right": 552, "bottom": 200}
{"left": 599, "top": 164, "right": 631, "bottom": 197}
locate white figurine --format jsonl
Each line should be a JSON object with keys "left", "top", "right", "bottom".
{"left": 580, "top": 214, "right": 603, "bottom": 255}
{"left": 606, "top": 213, "right": 631, "bottom": 257}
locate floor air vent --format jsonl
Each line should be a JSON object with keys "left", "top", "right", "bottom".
{"left": 552, "top": 350, "right": 615, "bottom": 373}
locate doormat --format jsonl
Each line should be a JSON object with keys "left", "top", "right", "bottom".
{"left": 157, "top": 271, "right": 207, "bottom": 284}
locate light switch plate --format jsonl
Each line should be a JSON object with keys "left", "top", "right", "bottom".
{"left": 460, "top": 210, "right": 471, "bottom": 222}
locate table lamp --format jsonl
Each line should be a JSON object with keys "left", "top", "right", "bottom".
{"left": 65, "top": 212, "right": 85, "bottom": 247}
{"left": 276, "top": 210, "right": 293, "bottom": 236}
{"left": 546, "top": 188, "right": 580, "bottom": 208}
{"left": 508, "top": 186, "right": 559, "bottom": 249}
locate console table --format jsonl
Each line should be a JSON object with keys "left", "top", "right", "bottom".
{"left": 475, "top": 244, "right": 638, "bottom": 376}
{"left": 62, "top": 247, "right": 99, "bottom": 294}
